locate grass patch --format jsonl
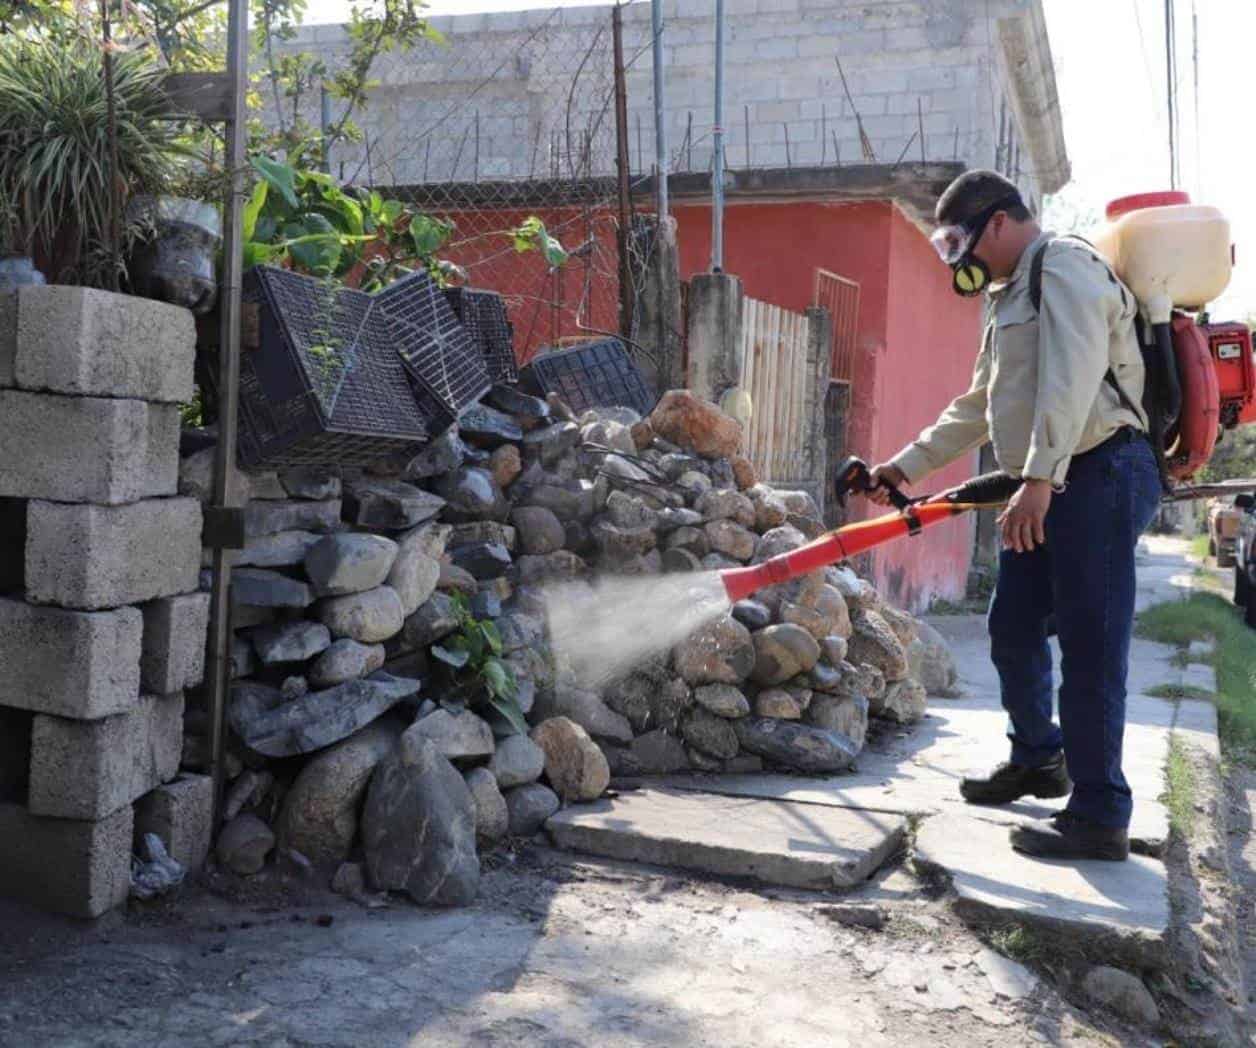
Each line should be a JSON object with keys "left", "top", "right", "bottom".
{"left": 988, "top": 924, "right": 1050, "bottom": 965}
{"left": 1145, "top": 682, "right": 1216, "bottom": 701}
{"left": 1189, "top": 533, "right": 1211, "bottom": 561}
{"left": 1136, "top": 592, "right": 1256, "bottom": 755}
{"left": 1162, "top": 734, "right": 1198, "bottom": 840}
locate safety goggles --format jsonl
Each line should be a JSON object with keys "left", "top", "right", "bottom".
{"left": 929, "top": 193, "right": 1024, "bottom": 265}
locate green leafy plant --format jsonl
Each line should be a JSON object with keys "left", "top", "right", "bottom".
{"left": 429, "top": 593, "right": 527, "bottom": 736}
{"left": 0, "top": 33, "right": 186, "bottom": 285}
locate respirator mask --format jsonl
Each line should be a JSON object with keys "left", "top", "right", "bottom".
{"left": 930, "top": 193, "right": 1023, "bottom": 297}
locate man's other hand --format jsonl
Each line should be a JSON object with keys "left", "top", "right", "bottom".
{"left": 867, "top": 463, "right": 908, "bottom": 506}
{"left": 997, "top": 478, "right": 1052, "bottom": 552}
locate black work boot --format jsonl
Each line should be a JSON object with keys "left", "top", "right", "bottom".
{"left": 959, "top": 753, "right": 1071, "bottom": 806}
{"left": 1009, "top": 810, "right": 1130, "bottom": 862}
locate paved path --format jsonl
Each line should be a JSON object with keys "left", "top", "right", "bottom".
{"left": 551, "top": 535, "right": 1219, "bottom": 967}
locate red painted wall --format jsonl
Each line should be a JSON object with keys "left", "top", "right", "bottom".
{"left": 671, "top": 198, "right": 984, "bottom": 611}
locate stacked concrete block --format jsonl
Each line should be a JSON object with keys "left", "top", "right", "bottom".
{"left": 0, "top": 287, "right": 205, "bottom": 919}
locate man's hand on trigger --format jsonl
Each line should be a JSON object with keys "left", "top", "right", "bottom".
{"left": 997, "top": 478, "right": 1052, "bottom": 553}
{"left": 867, "top": 464, "right": 908, "bottom": 506}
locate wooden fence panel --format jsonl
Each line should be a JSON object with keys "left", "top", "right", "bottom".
{"left": 738, "top": 296, "right": 812, "bottom": 485}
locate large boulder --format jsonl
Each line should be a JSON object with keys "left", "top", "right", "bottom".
{"left": 362, "top": 727, "right": 479, "bottom": 906}
{"left": 605, "top": 490, "right": 659, "bottom": 530}
{"left": 317, "top": 586, "right": 405, "bottom": 644}
{"left": 505, "top": 783, "right": 560, "bottom": 836}
{"left": 693, "top": 683, "right": 750, "bottom": 719}
{"left": 403, "top": 427, "right": 467, "bottom": 479}
{"left": 703, "top": 519, "right": 756, "bottom": 561}
{"left": 250, "top": 621, "right": 331, "bottom": 665}
{"left": 228, "top": 673, "right": 418, "bottom": 757}
{"left": 806, "top": 693, "right": 869, "bottom": 751}
{"left": 532, "top": 684, "right": 633, "bottom": 744}
{"left": 343, "top": 479, "right": 444, "bottom": 529}
{"left": 308, "top": 639, "right": 386, "bottom": 688}
{"left": 847, "top": 610, "right": 910, "bottom": 682}
{"left": 510, "top": 505, "right": 566, "bottom": 555}
{"left": 907, "top": 619, "right": 961, "bottom": 697}
{"left": 751, "top": 624, "right": 821, "bottom": 686}
{"left": 403, "top": 591, "right": 460, "bottom": 648}
{"left": 433, "top": 466, "right": 509, "bottom": 523}
{"left": 681, "top": 707, "right": 740, "bottom": 759}
{"left": 871, "top": 678, "right": 927, "bottom": 724}
{"left": 603, "top": 671, "right": 691, "bottom": 735}
{"left": 754, "top": 689, "right": 803, "bottom": 720}
{"left": 463, "top": 767, "right": 509, "bottom": 848}
{"left": 695, "top": 488, "right": 755, "bottom": 528}
{"left": 629, "top": 729, "right": 690, "bottom": 774}
{"left": 487, "top": 734, "right": 546, "bottom": 789}
{"left": 647, "top": 390, "right": 742, "bottom": 459}
{"left": 749, "top": 486, "right": 789, "bottom": 530}
{"left": 304, "top": 534, "right": 399, "bottom": 597}
{"left": 877, "top": 603, "right": 918, "bottom": 647}
{"left": 489, "top": 444, "right": 522, "bottom": 489}
{"left": 216, "top": 813, "right": 275, "bottom": 875}
{"left": 531, "top": 716, "right": 610, "bottom": 802}
{"left": 734, "top": 717, "right": 859, "bottom": 773}
{"left": 276, "top": 717, "right": 403, "bottom": 865}
{"left": 411, "top": 708, "right": 495, "bottom": 764}
{"left": 386, "top": 521, "right": 448, "bottom": 616}
{"left": 672, "top": 615, "right": 755, "bottom": 685}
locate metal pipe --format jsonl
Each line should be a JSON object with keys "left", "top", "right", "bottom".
{"left": 612, "top": 3, "right": 634, "bottom": 340}
{"left": 651, "top": 0, "right": 669, "bottom": 218}
{"left": 710, "top": 0, "right": 726, "bottom": 272}
{"left": 320, "top": 84, "right": 332, "bottom": 173}
{"left": 207, "top": 0, "right": 249, "bottom": 827}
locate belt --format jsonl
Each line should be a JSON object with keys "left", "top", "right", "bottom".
{"left": 1072, "top": 426, "right": 1146, "bottom": 462}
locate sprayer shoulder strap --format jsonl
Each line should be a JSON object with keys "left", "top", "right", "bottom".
{"left": 1027, "top": 236, "right": 1143, "bottom": 420}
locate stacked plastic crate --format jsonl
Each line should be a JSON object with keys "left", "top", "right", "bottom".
{"left": 0, "top": 287, "right": 212, "bottom": 918}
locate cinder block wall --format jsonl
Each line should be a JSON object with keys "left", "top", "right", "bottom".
{"left": 0, "top": 287, "right": 213, "bottom": 919}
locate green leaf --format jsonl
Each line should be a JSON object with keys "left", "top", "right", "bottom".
{"left": 242, "top": 180, "right": 268, "bottom": 242}
{"left": 250, "top": 155, "right": 300, "bottom": 210}
{"left": 282, "top": 214, "right": 341, "bottom": 275}
{"left": 485, "top": 690, "right": 528, "bottom": 737}
{"left": 431, "top": 644, "right": 470, "bottom": 669}
{"left": 409, "top": 214, "right": 454, "bottom": 257}
{"left": 480, "top": 620, "right": 503, "bottom": 657}
{"left": 243, "top": 241, "right": 280, "bottom": 269}
{"left": 482, "top": 657, "right": 517, "bottom": 699}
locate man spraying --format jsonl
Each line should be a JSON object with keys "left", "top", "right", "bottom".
{"left": 868, "top": 170, "right": 1162, "bottom": 862}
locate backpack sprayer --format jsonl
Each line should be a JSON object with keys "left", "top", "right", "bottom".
{"left": 716, "top": 456, "right": 1256, "bottom": 606}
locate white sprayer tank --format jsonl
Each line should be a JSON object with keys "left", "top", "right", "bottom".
{"left": 1092, "top": 191, "right": 1232, "bottom": 323}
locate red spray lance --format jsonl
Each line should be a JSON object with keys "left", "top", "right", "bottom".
{"left": 717, "top": 455, "right": 1256, "bottom": 605}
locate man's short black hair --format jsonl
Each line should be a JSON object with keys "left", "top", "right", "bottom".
{"left": 936, "top": 169, "right": 1032, "bottom": 225}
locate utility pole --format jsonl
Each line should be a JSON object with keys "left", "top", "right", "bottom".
{"left": 651, "top": 0, "right": 669, "bottom": 219}
{"left": 710, "top": 0, "right": 726, "bottom": 272}
{"left": 612, "top": 3, "right": 634, "bottom": 340}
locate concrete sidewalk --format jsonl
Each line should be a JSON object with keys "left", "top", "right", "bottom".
{"left": 549, "top": 535, "right": 1218, "bottom": 967}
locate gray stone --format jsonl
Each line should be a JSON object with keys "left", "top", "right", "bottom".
{"left": 459, "top": 402, "right": 524, "bottom": 445}
{"left": 387, "top": 522, "right": 448, "bottom": 616}
{"left": 281, "top": 675, "right": 309, "bottom": 700}
{"left": 665, "top": 525, "right": 710, "bottom": 558}
{"left": 806, "top": 693, "right": 869, "bottom": 751}
{"left": 450, "top": 541, "right": 512, "bottom": 579}
{"left": 13, "top": 285, "right": 193, "bottom": 400}
{"left": 733, "top": 717, "right": 859, "bottom": 773}
{"left": 237, "top": 530, "right": 323, "bottom": 568}
{"left": 848, "top": 611, "right": 909, "bottom": 682}
{"left": 752, "top": 624, "right": 822, "bottom": 686}
{"left": 28, "top": 692, "right": 183, "bottom": 820}
{"left": 510, "top": 505, "right": 566, "bottom": 555}
{"left": 412, "top": 708, "right": 495, "bottom": 764}
{"left": 672, "top": 615, "right": 754, "bottom": 685}
{"left": 215, "top": 813, "right": 275, "bottom": 876}
{"left": 629, "top": 730, "right": 690, "bottom": 774}
{"left": 276, "top": 718, "right": 403, "bottom": 865}
{"left": 243, "top": 499, "right": 341, "bottom": 540}
{"left": 753, "top": 524, "right": 808, "bottom": 562}
{"left": 363, "top": 727, "right": 479, "bottom": 905}
{"left": 0, "top": 802, "right": 131, "bottom": 918}
{"left": 522, "top": 421, "right": 581, "bottom": 466}
{"left": 179, "top": 445, "right": 250, "bottom": 505}
{"left": 693, "top": 683, "right": 751, "bottom": 719}
{"left": 754, "top": 689, "right": 803, "bottom": 720}
{"left": 514, "top": 550, "right": 587, "bottom": 585}
{"left": 0, "top": 392, "right": 179, "bottom": 506}
{"left": 496, "top": 612, "right": 544, "bottom": 653}
{"left": 0, "top": 599, "right": 142, "bottom": 720}
{"left": 827, "top": 567, "right": 879, "bottom": 614}
{"left": 592, "top": 519, "right": 657, "bottom": 558}
{"left": 751, "top": 487, "right": 789, "bottom": 530}
{"left": 25, "top": 497, "right": 200, "bottom": 611}
{"left": 681, "top": 707, "right": 739, "bottom": 759}
{"left": 228, "top": 673, "right": 419, "bottom": 758}
{"left": 488, "top": 734, "right": 546, "bottom": 788}
{"left": 486, "top": 384, "right": 550, "bottom": 419}
{"left": 304, "top": 534, "right": 399, "bottom": 596}
{"left": 661, "top": 548, "right": 702, "bottom": 573}
{"left": 403, "top": 428, "right": 467, "bottom": 479}
{"left": 687, "top": 746, "right": 723, "bottom": 771}
{"left": 656, "top": 507, "right": 703, "bottom": 530}
{"left": 603, "top": 671, "right": 691, "bottom": 735}
{"left": 434, "top": 466, "right": 508, "bottom": 522}
{"left": 230, "top": 636, "right": 257, "bottom": 679}
{"left": 878, "top": 603, "right": 918, "bottom": 647}
{"left": 133, "top": 774, "right": 213, "bottom": 873}
{"left": 232, "top": 568, "right": 314, "bottom": 609}
{"left": 820, "top": 635, "right": 849, "bottom": 665}
{"left": 807, "top": 660, "right": 843, "bottom": 693}
{"left": 488, "top": 444, "right": 523, "bottom": 489}
{"left": 245, "top": 471, "right": 287, "bottom": 499}
{"left": 605, "top": 489, "right": 659, "bottom": 530}
{"left": 463, "top": 766, "right": 509, "bottom": 847}
{"left": 317, "top": 586, "right": 405, "bottom": 643}
{"left": 700, "top": 553, "right": 739, "bottom": 571}
{"left": 278, "top": 467, "right": 341, "bottom": 500}
{"left": 581, "top": 418, "right": 635, "bottom": 454}
{"left": 343, "top": 479, "right": 445, "bottom": 530}
{"left": 1081, "top": 966, "right": 1160, "bottom": 1025}
{"left": 908, "top": 619, "right": 962, "bottom": 697}
{"left": 547, "top": 787, "right": 906, "bottom": 891}
{"left": 871, "top": 678, "right": 927, "bottom": 724}
{"left": 505, "top": 783, "right": 561, "bottom": 836}
{"left": 309, "top": 639, "right": 386, "bottom": 687}
{"left": 471, "top": 590, "right": 502, "bottom": 619}
{"left": 531, "top": 716, "right": 610, "bottom": 802}
{"left": 703, "top": 519, "right": 756, "bottom": 561}
{"left": 676, "top": 470, "right": 712, "bottom": 501}
{"left": 403, "top": 591, "right": 460, "bottom": 647}
{"left": 250, "top": 620, "right": 332, "bottom": 665}
{"left": 521, "top": 481, "right": 584, "bottom": 521}
{"left": 533, "top": 685, "right": 633, "bottom": 744}
{"left": 695, "top": 488, "right": 755, "bottom": 527}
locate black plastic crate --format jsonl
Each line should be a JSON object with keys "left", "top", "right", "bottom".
{"left": 237, "top": 267, "right": 435, "bottom": 468}
{"left": 374, "top": 271, "right": 492, "bottom": 424}
{"left": 520, "top": 338, "right": 655, "bottom": 417}
{"left": 444, "top": 287, "right": 518, "bottom": 385}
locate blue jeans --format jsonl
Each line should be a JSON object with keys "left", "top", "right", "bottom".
{"left": 987, "top": 431, "right": 1162, "bottom": 828}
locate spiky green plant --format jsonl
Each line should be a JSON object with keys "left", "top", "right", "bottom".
{"left": 0, "top": 34, "right": 185, "bottom": 287}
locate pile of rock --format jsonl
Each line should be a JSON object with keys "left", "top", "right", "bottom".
{"left": 179, "top": 384, "right": 957, "bottom": 908}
